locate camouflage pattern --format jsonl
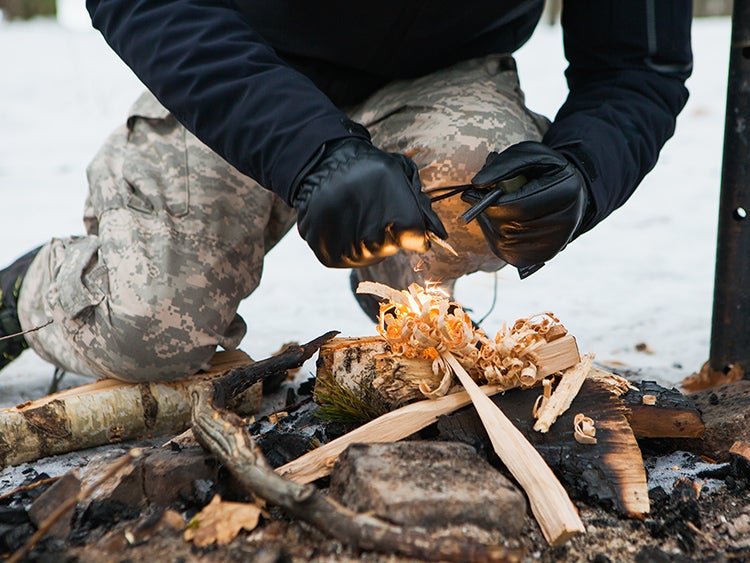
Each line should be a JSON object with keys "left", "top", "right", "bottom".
{"left": 18, "top": 54, "right": 547, "bottom": 381}
{"left": 349, "top": 54, "right": 550, "bottom": 296}
{"left": 18, "top": 91, "right": 296, "bottom": 381}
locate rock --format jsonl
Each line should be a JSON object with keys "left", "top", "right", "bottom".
{"left": 28, "top": 472, "right": 81, "bottom": 539}
{"left": 688, "top": 380, "right": 750, "bottom": 460}
{"left": 80, "top": 446, "right": 218, "bottom": 509}
{"left": 328, "top": 441, "right": 526, "bottom": 535}
{"left": 142, "top": 447, "right": 218, "bottom": 506}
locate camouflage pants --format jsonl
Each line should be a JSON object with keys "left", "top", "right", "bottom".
{"left": 18, "top": 54, "right": 548, "bottom": 382}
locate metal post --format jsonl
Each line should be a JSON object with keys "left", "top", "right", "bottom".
{"left": 709, "top": 0, "right": 750, "bottom": 374}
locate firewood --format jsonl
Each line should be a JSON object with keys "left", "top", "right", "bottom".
{"left": 191, "top": 334, "right": 522, "bottom": 563}
{"left": 278, "top": 384, "right": 504, "bottom": 484}
{"left": 729, "top": 440, "right": 750, "bottom": 463}
{"left": 0, "top": 350, "right": 261, "bottom": 469}
{"left": 315, "top": 333, "right": 580, "bottom": 409}
{"left": 436, "top": 379, "right": 650, "bottom": 518}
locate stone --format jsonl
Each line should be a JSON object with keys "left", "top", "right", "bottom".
{"left": 142, "top": 447, "right": 218, "bottom": 506}
{"left": 328, "top": 441, "right": 526, "bottom": 535}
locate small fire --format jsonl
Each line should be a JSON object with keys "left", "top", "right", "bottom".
{"left": 356, "top": 281, "right": 563, "bottom": 399}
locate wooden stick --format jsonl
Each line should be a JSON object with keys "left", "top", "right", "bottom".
{"left": 192, "top": 384, "right": 522, "bottom": 562}
{"left": 277, "top": 384, "right": 503, "bottom": 484}
{"left": 534, "top": 355, "right": 594, "bottom": 433}
{"left": 442, "top": 351, "right": 585, "bottom": 546}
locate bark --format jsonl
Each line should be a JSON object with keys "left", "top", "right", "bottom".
{"left": 0, "top": 350, "right": 261, "bottom": 469}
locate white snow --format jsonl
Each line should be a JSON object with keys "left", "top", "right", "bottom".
{"left": 0, "top": 15, "right": 731, "bottom": 409}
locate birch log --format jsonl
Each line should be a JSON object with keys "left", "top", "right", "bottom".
{"left": 316, "top": 334, "right": 580, "bottom": 408}
{"left": 0, "top": 350, "right": 260, "bottom": 468}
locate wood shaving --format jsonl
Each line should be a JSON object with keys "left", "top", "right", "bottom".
{"left": 642, "top": 395, "right": 657, "bottom": 406}
{"left": 587, "top": 368, "right": 637, "bottom": 396}
{"left": 574, "top": 413, "right": 597, "bottom": 445}
{"left": 358, "top": 282, "right": 567, "bottom": 399}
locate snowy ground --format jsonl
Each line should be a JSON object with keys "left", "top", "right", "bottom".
{"left": 0, "top": 13, "right": 731, "bottom": 409}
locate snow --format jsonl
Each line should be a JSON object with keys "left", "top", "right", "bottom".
{"left": 0, "top": 15, "right": 731, "bottom": 409}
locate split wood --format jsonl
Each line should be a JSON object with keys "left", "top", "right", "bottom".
{"left": 534, "top": 354, "right": 594, "bottom": 432}
{"left": 442, "top": 351, "right": 585, "bottom": 545}
{"left": 278, "top": 383, "right": 504, "bottom": 483}
{"left": 191, "top": 334, "right": 522, "bottom": 562}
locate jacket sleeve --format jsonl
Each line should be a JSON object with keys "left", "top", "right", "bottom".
{"left": 86, "top": 0, "right": 367, "bottom": 203}
{"left": 542, "top": 0, "right": 693, "bottom": 234}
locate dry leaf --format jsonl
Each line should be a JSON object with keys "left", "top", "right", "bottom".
{"left": 184, "top": 494, "right": 261, "bottom": 547}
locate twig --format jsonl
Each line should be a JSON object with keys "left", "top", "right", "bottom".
{"left": 0, "top": 319, "right": 53, "bottom": 342}
{"left": 0, "top": 476, "right": 61, "bottom": 502}
{"left": 8, "top": 448, "right": 143, "bottom": 563}
{"left": 191, "top": 384, "right": 521, "bottom": 562}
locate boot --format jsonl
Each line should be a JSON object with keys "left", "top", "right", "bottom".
{"left": 0, "top": 247, "right": 40, "bottom": 370}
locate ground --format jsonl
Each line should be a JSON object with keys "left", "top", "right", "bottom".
{"left": 7, "top": 446, "right": 750, "bottom": 562}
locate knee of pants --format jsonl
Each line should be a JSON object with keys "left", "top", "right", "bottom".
{"left": 85, "top": 300, "right": 224, "bottom": 383}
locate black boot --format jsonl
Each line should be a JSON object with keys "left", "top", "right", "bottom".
{"left": 0, "top": 247, "right": 40, "bottom": 370}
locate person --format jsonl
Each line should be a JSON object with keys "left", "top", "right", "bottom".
{"left": 0, "top": 1, "right": 692, "bottom": 382}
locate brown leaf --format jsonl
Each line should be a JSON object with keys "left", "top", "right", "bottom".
{"left": 184, "top": 494, "right": 261, "bottom": 547}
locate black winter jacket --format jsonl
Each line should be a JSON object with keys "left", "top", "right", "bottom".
{"left": 86, "top": 0, "right": 692, "bottom": 233}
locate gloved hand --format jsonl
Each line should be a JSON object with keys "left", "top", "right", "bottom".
{"left": 291, "top": 137, "right": 448, "bottom": 268}
{"left": 460, "top": 141, "right": 590, "bottom": 273}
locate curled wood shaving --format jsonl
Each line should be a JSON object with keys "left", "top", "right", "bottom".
{"left": 358, "top": 282, "right": 566, "bottom": 399}
{"left": 642, "top": 394, "right": 657, "bottom": 406}
{"left": 573, "top": 413, "right": 597, "bottom": 445}
{"left": 532, "top": 378, "right": 554, "bottom": 419}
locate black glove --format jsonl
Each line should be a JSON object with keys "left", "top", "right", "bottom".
{"left": 291, "top": 137, "right": 448, "bottom": 268}
{"left": 460, "top": 141, "right": 590, "bottom": 274}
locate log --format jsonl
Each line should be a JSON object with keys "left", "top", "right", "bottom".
{"left": 0, "top": 350, "right": 261, "bottom": 468}
{"left": 622, "top": 380, "right": 704, "bottom": 439}
{"left": 315, "top": 334, "right": 580, "bottom": 408}
{"left": 437, "top": 379, "right": 650, "bottom": 518}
